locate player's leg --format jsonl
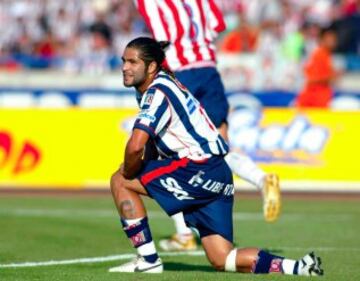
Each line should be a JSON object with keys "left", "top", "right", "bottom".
{"left": 188, "top": 177, "right": 322, "bottom": 276}
{"left": 194, "top": 197, "right": 261, "bottom": 273}
{"left": 110, "top": 167, "right": 148, "bottom": 218}
{"left": 158, "top": 212, "right": 197, "bottom": 251}
{"left": 186, "top": 189, "right": 259, "bottom": 273}
{"left": 202, "top": 235, "right": 324, "bottom": 276}
{"left": 223, "top": 147, "right": 281, "bottom": 222}
{"left": 217, "top": 121, "right": 281, "bottom": 222}
{"left": 225, "top": 150, "right": 281, "bottom": 222}
{"left": 109, "top": 167, "right": 163, "bottom": 273}
{"left": 201, "top": 234, "right": 258, "bottom": 272}
{"left": 219, "top": 122, "right": 267, "bottom": 189}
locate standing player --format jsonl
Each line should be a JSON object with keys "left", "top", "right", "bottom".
{"left": 133, "top": 0, "right": 281, "bottom": 251}
{"left": 108, "top": 37, "right": 323, "bottom": 276}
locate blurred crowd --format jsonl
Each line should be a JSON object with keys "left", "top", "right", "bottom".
{"left": 0, "top": 0, "right": 147, "bottom": 73}
{"left": 0, "top": 0, "right": 360, "bottom": 74}
{"left": 218, "top": 0, "right": 360, "bottom": 61}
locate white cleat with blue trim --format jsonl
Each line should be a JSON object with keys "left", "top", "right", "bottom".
{"left": 109, "top": 255, "right": 163, "bottom": 273}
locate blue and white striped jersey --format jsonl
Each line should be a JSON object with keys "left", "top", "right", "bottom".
{"left": 133, "top": 71, "right": 228, "bottom": 161}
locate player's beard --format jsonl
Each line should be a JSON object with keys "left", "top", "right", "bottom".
{"left": 123, "top": 65, "right": 149, "bottom": 89}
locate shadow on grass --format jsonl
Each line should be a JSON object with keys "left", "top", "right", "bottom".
{"left": 165, "top": 262, "right": 215, "bottom": 272}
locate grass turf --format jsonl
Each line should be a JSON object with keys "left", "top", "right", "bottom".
{"left": 0, "top": 192, "right": 359, "bottom": 280}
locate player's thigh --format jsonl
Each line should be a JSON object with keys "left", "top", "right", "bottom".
{"left": 201, "top": 234, "right": 233, "bottom": 270}
{"left": 124, "top": 178, "right": 148, "bottom": 195}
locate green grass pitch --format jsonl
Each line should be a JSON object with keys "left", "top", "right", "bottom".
{"left": 0, "top": 192, "right": 359, "bottom": 281}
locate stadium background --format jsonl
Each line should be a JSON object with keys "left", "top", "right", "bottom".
{"left": 1, "top": 1, "right": 360, "bottom": 280}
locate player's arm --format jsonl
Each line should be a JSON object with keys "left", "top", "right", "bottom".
{"left": 123, "top": 129, "right": 150, "bottom": 179}
{"left": 126, "top": 87, "right": 169, "bottom": 178}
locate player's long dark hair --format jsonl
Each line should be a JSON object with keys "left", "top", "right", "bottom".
{"left": 126, "top": 37, "right": 174, "bottom": 77}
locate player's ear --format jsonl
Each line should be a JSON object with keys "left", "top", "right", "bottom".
{"left": 147, "top": 61, "right": 157, "bottom": 75}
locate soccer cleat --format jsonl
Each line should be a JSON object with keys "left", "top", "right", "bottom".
{"left": 159, "top": 234, "right": 197, "bottom": 251}
{"left": 262, "top": 173, "right": 281, "bottom": 222}
{"left": 109, "top": 255, "right": 163, "bottom": 273}
{"left": 298, "top": 252, "right": 324, "bottom": 276}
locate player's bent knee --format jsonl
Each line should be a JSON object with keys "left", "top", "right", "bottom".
{"left": 209, "top": 259, "right": 226, "bottom": 271}
{"left": 110, "top": 170, "right": 126, "bottom": 194}
{"left": 207, "top": 251, "right": 230, "bottom": 271}
{"left": 224, "top": 248, "right": 237, "bottom": 272}
{"left": 209, "top": 248, "right": 237, "bottom": 271}
{"left": 203, "top": 236, "right": 233, "bottom": 271}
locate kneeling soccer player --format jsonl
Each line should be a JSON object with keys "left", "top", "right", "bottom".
{"left": 108, "top": 37, "right": 323, "bottom": 276}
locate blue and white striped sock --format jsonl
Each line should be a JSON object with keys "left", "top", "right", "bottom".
{"left": 253, "top": 250, "right": 299, "bottom": 275}
{"left": 121, "top": 217, "right": 159, "bottom": 263}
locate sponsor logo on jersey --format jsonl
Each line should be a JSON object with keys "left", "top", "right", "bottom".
{"left": 138, "top": 112, "right": 156, "bottom": 122}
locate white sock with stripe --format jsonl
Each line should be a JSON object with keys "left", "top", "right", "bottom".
{"left": 282, "top": 259, "right": 299, "bottom": 275}
{"left": 171, "top": 212, "right": 193, "bottom": 237}
{"left": 225, "top": 151, "right": 266, "bottom": 189}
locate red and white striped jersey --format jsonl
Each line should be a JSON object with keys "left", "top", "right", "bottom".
{"left": 134, "top": 0, "right": 226, "bottom": 71}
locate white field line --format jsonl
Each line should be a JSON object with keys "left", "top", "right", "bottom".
{"left": 1, "top": 247, "right": 360, "bottom": 268}
{"left": 0, "top": 251, "right": 205, "bottom": 268}
{"left": 0, "top": 208, "right": 354, "bottom": 221}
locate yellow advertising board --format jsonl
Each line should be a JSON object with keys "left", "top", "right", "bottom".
{"left": 0, "top": 109, "right": 137, "bottom": 189}
{"left": 228, "top": 108, "right": 360, "bottom": 191}
{"left": 0, "top": 108, "right": 359, "bottom": 190}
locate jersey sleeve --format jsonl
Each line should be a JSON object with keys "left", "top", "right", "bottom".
{"left": 133, "top": 87, "right": 170, "bottom": 138}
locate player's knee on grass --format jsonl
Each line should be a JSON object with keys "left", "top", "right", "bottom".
{"left": 205, "top": 247, "right": 231, "bottom": 271}
{"left": 207, "top": 248, "right": 252, "bottom": 272}
{"left": 209, "top": 251, "right": 230, "bottom": 271}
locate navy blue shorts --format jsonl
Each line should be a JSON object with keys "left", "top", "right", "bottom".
{"left": 175, "top": 67, "right": 229, "bottom": 128}
{"left": 138, "top": 157, "right": 234, "bottom": 242}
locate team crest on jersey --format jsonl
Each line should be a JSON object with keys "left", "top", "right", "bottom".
{"left": 143, "top": 88, "right": 156, "bottom": 107}
{"left": 144, "top": 93, "right": 154, "bottom": 106}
